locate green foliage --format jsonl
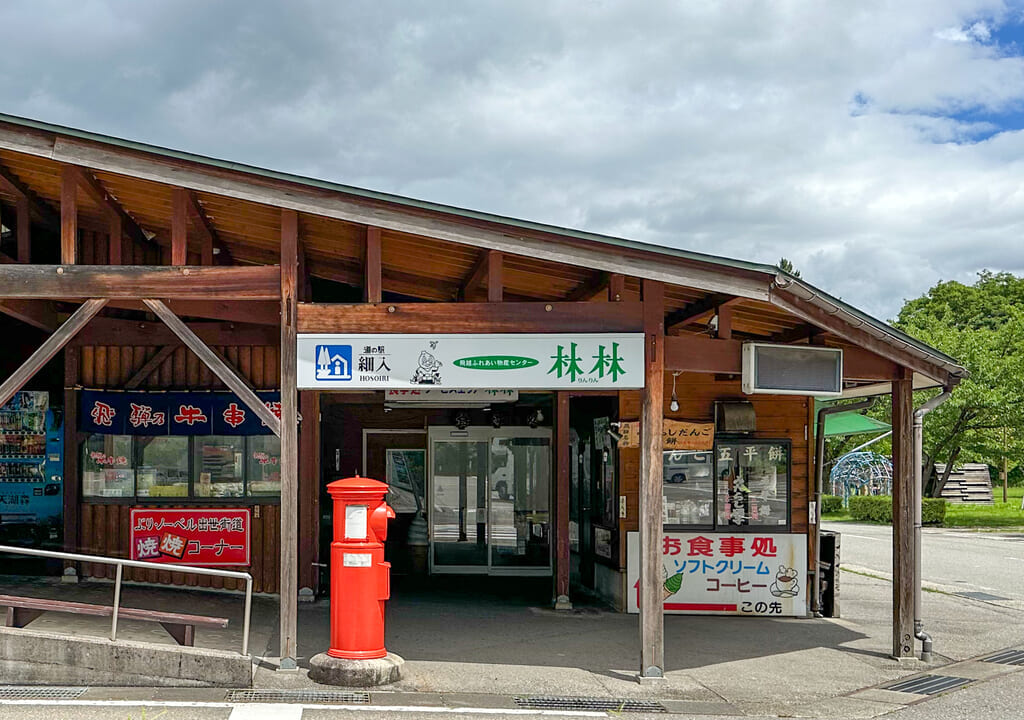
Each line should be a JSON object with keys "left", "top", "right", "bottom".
{"left": 778, "top": 257, "right": 801, "bottom": 278}
{"left": 847, "top": 495, "right": 946, "bottom": 525}
{"left": 893, "top": 271, "right": 1024, "bottom": 492}
{"left": 821, "top": 494, "right": 844, "bottom": 514}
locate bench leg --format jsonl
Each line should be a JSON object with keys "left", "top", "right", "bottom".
{"left": 159, "top": 622, "right": 195, "bottom": 646}
{"left": 6, "top": 606, "right": 44, "bottom": 628}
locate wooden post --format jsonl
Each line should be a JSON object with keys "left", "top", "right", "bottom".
{"left": 716, "top": 304, "right": 733, "bottom": 340}
{"left": 279, "top": 208, "right": 299, "bottom": 668}
{"left": 891, "top": 369, "right": 914, "bottom": 659}
{"left": 16, "top": 196, "right": 30, "bottom": 263}
{"left": 487, "top": 250, "right": 503, "bottom": 303}
{"left": 554, "top": 391, "right": 572, "bottom": 610}
{"left": 108, "top": 213, "right": 123, "bottom": 266}
{"left": 298, "top": 390, "right": 321, "bottom": 595}
{"left": 639, "top": 279, "right": 665, "bottom": 682}
{"left": 0, "top": 299, "right": 107, "bottom": 409}
{"left": 63, "top": 344, "right": 80, "bottom": 565}
{"left": 364, "top": 226, "right": 382, "bottom": 303}
{"left": 608, "top": 273, "right": 625, "bottom": 302}
{"left": 171, "top": 188, "right": 188, "bottom": 266}
{"left": 60, "top": 166, "right": 77, "bottom": 265}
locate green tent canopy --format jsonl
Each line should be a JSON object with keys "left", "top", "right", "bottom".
{"left": 815, "top": 400, "right": 891, "bottom": 438}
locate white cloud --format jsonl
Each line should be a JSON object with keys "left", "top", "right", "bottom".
{"left": 1, "top": 0, "right": 1023, "bottom": 322}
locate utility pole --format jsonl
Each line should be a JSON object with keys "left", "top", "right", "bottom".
{"left": 1002, "top": 427, "right": 1008, "bottom": 504}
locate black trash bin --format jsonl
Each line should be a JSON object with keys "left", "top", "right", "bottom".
{"left": 819, "top": 530, "right": 840, "bottom": 617}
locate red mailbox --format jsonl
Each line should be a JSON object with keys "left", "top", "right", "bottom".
{"left": 326, "top": 476, "right": 395, "bottom": 660}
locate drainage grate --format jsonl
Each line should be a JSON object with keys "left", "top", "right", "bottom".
{"left": 982, "top": 649, "right": 1024, "bottom": 666}
{"left": 955, "top": 591, "right": 1009, "bottom": 602}
{"left": 881, "top": 674, "right": 973, "bottom": 696}
{"left": 225, "top": 689, "right": 370, "bottom": 704}
{"left": 514, "top": 696, "right": 667, "bottom": 713}
{"left": 0, "top": 687, "right": 88, "bottom": 699}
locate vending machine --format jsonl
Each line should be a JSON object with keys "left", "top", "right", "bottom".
{"left": 0, "top": 391, "right": 63, "bottom": 547}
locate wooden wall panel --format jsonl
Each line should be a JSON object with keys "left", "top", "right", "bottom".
{"left": 616, "top": 374, "right": 811, "bottom": 569}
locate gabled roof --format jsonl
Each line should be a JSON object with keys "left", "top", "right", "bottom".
{"left": 0, "top": 112, "right": 966, "bottom": 386}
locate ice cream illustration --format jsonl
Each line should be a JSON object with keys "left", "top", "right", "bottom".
{"left": 663, "top": 569, "right": 684, "bottom": 599}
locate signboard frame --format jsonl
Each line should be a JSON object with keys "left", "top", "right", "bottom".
{"left": 129, "top": 508, "right": 251, "bottom": 566}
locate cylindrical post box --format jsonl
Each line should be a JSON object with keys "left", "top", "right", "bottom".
{"left": 326, "top": 476, "right": 395, "bottom": 660}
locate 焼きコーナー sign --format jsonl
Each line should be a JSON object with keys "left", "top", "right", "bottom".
{"left": 616, "top": 419, "right": 714, "bottom": 451}
{"left": 626, "top": 531, "right": 807, "bottom": 616}
{"left": 130, "top": 508, "right": 250, "bottom": 566}
{"left": 297, "top": 333, "right": 645, "bottom": 390}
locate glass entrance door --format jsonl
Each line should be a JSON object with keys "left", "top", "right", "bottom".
{"left": 429, "top": 426, "right": 552, "bottom": 575}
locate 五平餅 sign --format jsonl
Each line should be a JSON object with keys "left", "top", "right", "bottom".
{"left": 130, "top": 508, "right": 250, "bottom": 566}
{"left": 297, "top": 334, "right": 645, "bottom": 389}
{"left": 626, "top": 531, "right": 807, "bottom": 616}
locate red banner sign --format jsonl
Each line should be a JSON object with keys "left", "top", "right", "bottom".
{"left": 129, "top": 508, "right": 250, "bottom": 566}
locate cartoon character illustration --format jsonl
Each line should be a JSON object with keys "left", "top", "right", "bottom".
{"left": 663, "top": 564, "right": 684, "bottom": 599}
{"left": 411, "top": 350, "right": 443, "bottom": 385}
{"left": 770, "top": 565, "right": 800, "bottom": 598}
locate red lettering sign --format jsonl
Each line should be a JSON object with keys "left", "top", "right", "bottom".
{"left": 129, "top": 509, "right": 250, "bottom": 566}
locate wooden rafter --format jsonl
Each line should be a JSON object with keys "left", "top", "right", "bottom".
{"left": 461, "top": 249, "right": 502, "bottom": 301}
{"left": 564, "top": 271, "right": 609, "bottom": 302}
{"left": 0, "top": 299, "right": 58, "bottom": 331}
{"left": 772, "top": 324, "right": 825, "bottom": 343}
{"left": 185, "top": 190, "right": 224, "bottom": 265}
{"left": 665, "top": 293, "right": 741, "bottom": 332}
{"left": 0, "top": 161, "right": 58, "bottom": 228}
{"left": 68, "top": 166, "right": 150, "bottom": 249}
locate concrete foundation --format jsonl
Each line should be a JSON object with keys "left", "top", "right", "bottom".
{"left": 0, "top": 626, "right": 252, "bottom": 687}
{"left": 308, "top": 652, "right": 404, "bottom": 687}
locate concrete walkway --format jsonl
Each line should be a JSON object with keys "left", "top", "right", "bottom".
{"left": 3, "top": 564, "right": 1024, "bottom": 718}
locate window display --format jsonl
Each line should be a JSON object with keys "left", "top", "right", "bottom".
{"left": 137, "top": 437, "right": 189, "bottom": 497}
{"left": 661, "top": 451, "right": 714, "bottom": 527}
{"left": 194, "top": 436, "right": 245, "bottom": 498}
{"left": 82, "top": 435, "right": 134, "bottom": 498}
{"left": 247, "top": 436, "right": 282, "bottom": 496}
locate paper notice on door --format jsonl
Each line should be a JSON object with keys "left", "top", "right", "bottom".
{"left": 343, "top": 553, "right": 373, "bottom": 568}
{"left": 344, "top": 504, "right": 368, "bottom": 539}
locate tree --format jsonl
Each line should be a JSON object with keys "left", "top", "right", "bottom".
{"left": 893, "top": 271, "right": 1024, "bottom": 496}
{"left": 778, "top": 257, "right": 801, "bottom": 277}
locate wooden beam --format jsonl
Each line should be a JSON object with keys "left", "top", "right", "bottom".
{"left": 185, "top": 191, "right": 219, "bottom": 266}
{"left": 60, "top": 166, "right": 77, "bottom": 265}
{"left": 608, "top": 273, "right": 625, "bottom": 302}
{"left": 487, "top": 250, "right": 503, "bottom": 303}
{"left": 554, "top": 391, "right": 571, "bottom": 609}
{"left": 665, "top": 293, "right": 739, "bottom": 332}
{"left": 141, "top": 299, "right": 282, "bottom": 435}
{"left": 0, "top": 299, "right": 59, "bottom": 331}
{"left": 639, "top": 279, "right": 665, "bottom": 681}
{"left": 717, "top": 303, "right": 733, "bottom": 340}
{"left": 0, "top": 161, "right": 59, "bottom": 228}
{"left": 891, "top": 369, "right": 914, "bottom": 659}
{"left": 72, "top": 318, "right": 278, "bottom": 348}
{"left": 28, "top": 131, "right": 772, "bottom": 299}
{"left": 279, "top": 208, "right": 299, "bottom": 666}
{"left": 564, "top": 272, "right": 608, "bottom": 302}
{"left": 364, "top": 226, "right": 382, "bottom": 303}
{"left": 16, "top": 196, "right": 30, "bottom": 263}
{"left": 124, "top": 346, "right": 178, "bottom": 389}
{"left": 771, "top": 289, "right": 954, "bottom": 385}
{"left": 69, "top": 166, "right": 149, "bottom": 249}
{"left": 297, "top": 301, "right": 644, "bottom": 334}
{"left": 104, "top": 299, "right": 279, "bottom": 326}
{"left": 0, "top": 299, "right": 106, "bottom": 408}
{"left": 0, "top": 264, "right": 281, "bottom": 299}
{"left": 171, "top": 188, "right": 188, "bottom": 266}
{"left": 461, "top": 250, "right": 490, "bottom": 300}
{"left": 771, "top": 324, "right": 824, "bottom": 344}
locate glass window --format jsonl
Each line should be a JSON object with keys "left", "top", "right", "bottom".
{"left": 82, "top": 435, "right": 134, "bottom": 498}
{"left": 715, "top": 441, "right": 790, "bottom": 529}
{"left": 247, "top": 436, "right": 282, "bottom": 496}
{"left": 662, "top": 451, "right": 714, "bottom": 527}
{"left": 136, "top": 436, "right": 190, "bottom": 498}
{"left": 194, "top": 436, "right": 245, "bottom": 498}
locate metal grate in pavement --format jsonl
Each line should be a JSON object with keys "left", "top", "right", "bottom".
{"left": 955, "top": 591, "right": 1009, "bottom": 602}
{"left": 982, "top": 649, "right": 1024, "bottom": 666}
{"left": 514, "top": 696, "right": 667, "bottom": 713}
{"left": 225, "top": 689, "right": 370, "bottom": 704}
{"left": 881, "top": 674, "right": 973, "bottom": 696}
{"left": 0, "top": 687, "right": 88, "bottom": 699}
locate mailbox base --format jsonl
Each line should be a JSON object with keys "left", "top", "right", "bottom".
{"left": 308, "top": 651, "right": 404, "bottom": 687}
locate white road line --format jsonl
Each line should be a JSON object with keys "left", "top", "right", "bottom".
{"left": 841, "top": 534, "right": 887, "bottom": 541}
{"left": 229, "top": 702, "right": 303, "bottom": 720}
{"left": 0, "top": 699, "right": 607, "bottom": 717}
{"left": 1006, "top": 556, "right": 1024, "bottom": 562}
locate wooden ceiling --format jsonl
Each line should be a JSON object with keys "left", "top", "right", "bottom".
{"left": 0, "top": 147, "right": 808, "bottom": 340}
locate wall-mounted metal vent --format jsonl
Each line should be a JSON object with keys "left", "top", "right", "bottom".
{"left": 514, "top": 696, "right": 667, "bottom": 713}
{"left": 881, "top": 674, "right": 973, "bottom": 695}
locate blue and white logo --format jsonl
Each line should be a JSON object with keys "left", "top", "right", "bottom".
{"left": 315, "top": 345, "right": 352, "bottom": 381}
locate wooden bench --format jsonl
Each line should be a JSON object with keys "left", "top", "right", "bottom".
{"left": 0, "top": 594, "right": 229, "bottom": 647}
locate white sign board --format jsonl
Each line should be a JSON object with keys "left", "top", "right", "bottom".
{"left": 626, "top": 531, "right": 807, "bottom": 616}
{"left": 297, "top": 334, "right": 645, "bottom": 390}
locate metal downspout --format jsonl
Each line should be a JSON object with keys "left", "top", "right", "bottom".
{"left": 913, "top": 390, "right": 952, "bottom": 661}
{"left": 813, "top": 398, "right": 874, "bottom": 615}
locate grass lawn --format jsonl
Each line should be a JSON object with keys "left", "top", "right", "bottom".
{"left": 822, "top": 486, "right": 1024, "bottom": 529}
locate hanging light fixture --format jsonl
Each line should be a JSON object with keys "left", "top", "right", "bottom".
{"left": 669, "top": 372, "right": 681, "bottom": 412}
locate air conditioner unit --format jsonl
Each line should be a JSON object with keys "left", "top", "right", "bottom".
{"left": 741, "top": 343, "right": 843, "bottom": 397}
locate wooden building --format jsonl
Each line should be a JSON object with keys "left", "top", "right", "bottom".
{"left": 0, "top": 113, "right": 966, "bottom": 678}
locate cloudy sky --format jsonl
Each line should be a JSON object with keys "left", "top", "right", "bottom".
{"left": 2, "top": 1, "right": 1023, "bottom": 321}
